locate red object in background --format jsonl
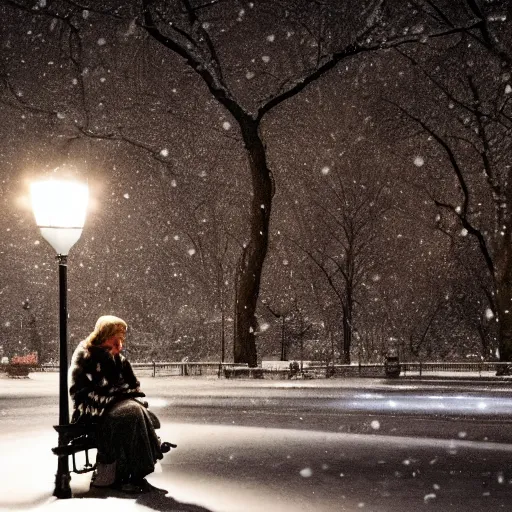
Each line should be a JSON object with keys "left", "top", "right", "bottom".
{"left": 10, "top": 352, "right": 38, "bottom": 366}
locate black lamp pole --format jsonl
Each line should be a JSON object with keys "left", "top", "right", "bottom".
{"left": 53, "top": 254, "right": 71, "bottom": 498}
{"left": 30, "top": 176, "right": 88, "bottom": 499}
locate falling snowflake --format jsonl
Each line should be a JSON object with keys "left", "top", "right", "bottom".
{"left": 424, "top": 494, "right": 436, "bottom": 503}
{"left": 262, "top": 55, "right": 270, "bottom": 63}
{"left": 370, "top": 420, "right": 380, "bottom": 430}
{"left": 300, "top": 468, "right": 313, "bottom": 478}
{"left": 266, "top": 34, "right": 275, "bottom": 42}
{"left": 171, "top": 179, "right": 177, "bottom": 187}
{"left": 97, "top": 38, "right": 107, "bottom": 46}
{"left": 160, "top": 148, "right": 169, "bottom": 157}
{"left": 222, "top": 121, "right": 231, "bottom": 130}
{"left": 505, "top": 84, "right": 512, "bottom": 94}
{"left": 485, "top": 308, "right": 494, "bottom": 320}
{"left": 321, "top": 166, "right": 330, "bottom": 175}
{"left": 123, "top": 193, "right": 130, "bottom": 199}
{"left": 460, "top": 228, "right": 468, "bottom": 236}
{"left": 246, "top": 71, "right": 255, "bottom": 79}
{"left": 414, "top": 156, "right": 424, "bottom": 167}
{"left": 187, "top": 248, "right": 196, "bottom": 256}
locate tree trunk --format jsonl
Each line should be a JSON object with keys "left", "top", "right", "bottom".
{"left": 280, "top": 316, "right": 286, "bottom": 361}
{"left": 495, "top": 230, "right": 512, "bottom": 365}
{"left": 341, "top": 304, "right": 352, "bottom": 364}
{"left": 220, "top": 310, "right": 225, "bottom": 363}
{"left": 233, "top": 118, "right": 272, "bottom": 367}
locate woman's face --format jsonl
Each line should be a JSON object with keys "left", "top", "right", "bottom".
{"left": 102, "top": 326, "right": 126, "bottom": 356}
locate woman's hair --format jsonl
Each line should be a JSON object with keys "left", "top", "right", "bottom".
{"left": 84, "top": 315, "right": 127, "bottom": 348}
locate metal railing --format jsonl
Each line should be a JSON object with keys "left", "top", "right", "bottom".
{"left": 308, "top": 361, "right": 512, "bottom": 377}
{"left": 9, "top": 360, "right": 512, "bottom": 378}
{"left": 400, "top": 361, "right": 511, "bottom": 376}
{"left": 131, "top": 361, "right": 245, "bottom": 377}
{"left": 35, "top": 361, "right": 245, "bottom": 377}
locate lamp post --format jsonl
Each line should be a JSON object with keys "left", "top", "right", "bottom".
{"left": 30, "top": 178, "right": 88, "bottom": 499}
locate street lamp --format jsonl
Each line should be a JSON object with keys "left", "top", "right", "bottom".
{"left": 30, "top": 178, "right": 88, "bottom": 499}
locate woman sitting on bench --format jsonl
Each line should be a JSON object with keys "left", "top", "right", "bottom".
{"left": 69, "top": 315, "right": 163, "bottom": 493}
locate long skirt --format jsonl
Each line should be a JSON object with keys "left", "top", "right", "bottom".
{"left": 96, "top": 398, "right": 163, "bottom": 482}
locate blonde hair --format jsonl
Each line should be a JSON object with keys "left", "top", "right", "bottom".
{"left": 84, "top": 315, "right": 127, "bottom": 348}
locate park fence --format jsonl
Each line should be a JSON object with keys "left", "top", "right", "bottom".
{"left": 400, "top": 361, "right": 511, "bottom": 377}
{"left": 131, "top": 361, "right": 244, "bottom": 377}
{"left": 309, "top": 361, "right": 512, "bottom": 378}
{"left": 5, "top": 360, "right": 512, "bottom": 379}
{"left": 34, "top": 361, "right": 244, "bottom": 378}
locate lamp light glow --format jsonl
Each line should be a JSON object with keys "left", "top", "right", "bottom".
{"left": 30, "top": 179, "right": 89, "bottom": 255}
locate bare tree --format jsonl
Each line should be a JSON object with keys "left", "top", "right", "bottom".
{"left": 294, "top": 169, "right": 392, "bottom": 363}
{"left": 384, "top": 18, "right": 512, "bottom": 369}
{"left": 261, "top": 299, "right": 294, "bottom": 362}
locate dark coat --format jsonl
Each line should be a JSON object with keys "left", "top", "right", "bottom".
{"left": 69, "top": 341, "right": 145, "bottom": 424}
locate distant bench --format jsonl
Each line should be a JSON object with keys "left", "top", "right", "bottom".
{"left": 5, "top": 365, "right": 32, "bottom": 378}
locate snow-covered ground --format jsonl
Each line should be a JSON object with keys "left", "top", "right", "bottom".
{"left": 2, "top": 373, "right": 512, "bottom": 511}
{"left": 1, "top": 370, "right": 511, "bottom": 399}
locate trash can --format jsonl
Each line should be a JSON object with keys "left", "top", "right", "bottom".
{"left": 384, "top": 350, "right": 401, "bottom": 378}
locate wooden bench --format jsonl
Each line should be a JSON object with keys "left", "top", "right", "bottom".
{"left": 52, "top": 424, "right": 176, "bottom": 474}
{"left": 52, "top": 424, "right": 98, "bottom": 473}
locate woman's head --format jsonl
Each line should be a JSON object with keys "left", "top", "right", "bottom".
{"left": 84, "top": 315, "right": 127, "bottom": 355}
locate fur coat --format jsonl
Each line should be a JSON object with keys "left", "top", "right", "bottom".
{"left": 69, "top": 341, "right": 145, "bottom": 425}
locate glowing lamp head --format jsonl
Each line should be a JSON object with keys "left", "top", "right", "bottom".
{"left": 30, "top": 179, "right": 89, "bottom": 255}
